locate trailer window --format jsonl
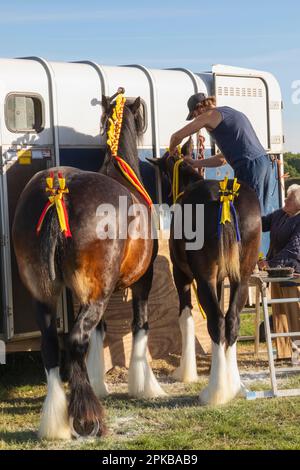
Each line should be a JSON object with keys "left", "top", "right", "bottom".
{"left": 5, "top": 94, "right": 44, "bottom": 133}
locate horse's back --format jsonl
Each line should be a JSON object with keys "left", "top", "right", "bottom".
{"left": 13, "top": 166, "right": 131, "bottom": 234}
{"left": 177, "top": 178, "right": 261, "bottom": 249}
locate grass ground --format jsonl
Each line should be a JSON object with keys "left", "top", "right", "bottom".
{"left": 0, "top": 312, "right": 300, "bottom": 450}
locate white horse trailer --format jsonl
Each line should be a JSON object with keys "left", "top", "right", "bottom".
{"left": 0, "top": 58, "right": 284, "bottom": 349}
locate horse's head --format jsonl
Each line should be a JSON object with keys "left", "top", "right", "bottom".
{"left": 147, "top": 148, "right": 201, "bottom": 195}
{"left": 100, "top": 88, "right": 143, "bottom": 139}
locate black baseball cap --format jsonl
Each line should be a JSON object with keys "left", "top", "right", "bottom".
{"left": 186, "top": 92, "right": 208, "bottom": 120}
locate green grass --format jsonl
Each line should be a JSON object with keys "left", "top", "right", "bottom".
{"left": 239, "top": 311, "right": 256, "bottom": 337}
{"left": 1, "top": 352, "right": 300, "bottom": 450}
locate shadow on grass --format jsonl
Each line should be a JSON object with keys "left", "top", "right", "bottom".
{"left": 0, "top": 429, "right": 38, "bottom": 445}
{"left": 1, "top": 352, "right": 44, "bottom": 388}
{"left": 104, "top": 392, "right": 201, "bottom": 410}
{"left": 0, "top": 396, "right": 43, "bottom": 415}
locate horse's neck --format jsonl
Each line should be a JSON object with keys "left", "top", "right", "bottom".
{"left": 118, "top": 140, "right": 141, "bottom": 178}
{"left": 179, "top": 166, "right": 203, "bottom": 192}
{"left": 101, "top": 114, "right": 141, "bottom": 179}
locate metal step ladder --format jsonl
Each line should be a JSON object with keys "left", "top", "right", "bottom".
{"left": 247, "top": 274, "right": 300, "bottom": 399}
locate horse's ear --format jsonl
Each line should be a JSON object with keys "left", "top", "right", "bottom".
{"left": 101, "top": 95, "right": 109, "bottom": 112}
{"left": 130, "top": 96, "right": 141, "bottom": 116}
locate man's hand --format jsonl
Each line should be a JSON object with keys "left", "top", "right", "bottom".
{"left": 183, "top": 156, "right": 195, "bottom": 165}
{"left": 169, "top": 133, "right": 181, "bottom": 156}
{"left": 184, "top": 157, "right": 205, "bottom": 170}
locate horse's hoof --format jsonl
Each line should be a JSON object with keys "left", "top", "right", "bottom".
{"left": 199, "top": 386, "right": 231, "bottom": 406}
{"left": 69, "top": 417, "right": 100, "bottom": 439}
{"left": 172, "top": 367, "right": 198, "bottom": 383}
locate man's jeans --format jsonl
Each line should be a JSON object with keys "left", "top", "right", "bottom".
{"left": 235, "top": 154, "right": 273, "bottom": 216}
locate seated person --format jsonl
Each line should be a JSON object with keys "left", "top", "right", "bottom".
{"left": 260, "top": 184, "right": 300, "bottom": 359}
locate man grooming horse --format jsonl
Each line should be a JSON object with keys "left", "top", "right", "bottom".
{"left": 169, "top": 93, "right": 273, "bottom": 215}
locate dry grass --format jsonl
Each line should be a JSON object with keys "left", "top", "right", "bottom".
{"left": 1, "top": 337, "right": 300, "bottom": 450}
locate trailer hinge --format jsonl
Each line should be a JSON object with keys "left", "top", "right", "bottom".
{"left": 5, "top": 305, "right": 13, "bottom": 317}
{"left": 5, "top": 305, "right": 14, "bottom": 339}
{"left": 0, "top": 234, "right": 9, "bottom": 247}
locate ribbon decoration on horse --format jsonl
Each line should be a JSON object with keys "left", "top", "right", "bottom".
{"left": 36, "top": 172, "right": 72, "bottom": 238}
{"left": 218, "top": 176, "right": 241, "bottom": 242}
{"left": 107, "top": 92, "right": 153, "bottom": 207}
{"left": 171, "top": 147, "right": 185, "bottom": 204}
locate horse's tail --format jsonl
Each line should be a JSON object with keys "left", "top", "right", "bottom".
{"left": 218, "top": 220, "right": 240, "bottom": 282}
{"left": 39, "top": 208, "right": 64, "bottom": 282}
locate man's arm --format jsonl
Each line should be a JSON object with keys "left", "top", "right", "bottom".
{"left": 187, "top": 154, "right": 226, "bottom": 168}
{"left": 169, "top": 111, "right": 214, "bottom": 155}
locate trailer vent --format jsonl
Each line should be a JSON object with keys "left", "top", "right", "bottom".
{"left": 217, "top": 86, "right": 264, "bottom": 99}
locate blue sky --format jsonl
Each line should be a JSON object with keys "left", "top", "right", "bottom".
{"left": 0, "top": 0, "right": 299, "bottom": 151}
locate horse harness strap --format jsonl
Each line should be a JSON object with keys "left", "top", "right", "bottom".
{"left": 172, "top": 158, "right": 185, "bottom": 204}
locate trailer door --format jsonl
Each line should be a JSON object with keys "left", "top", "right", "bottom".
{"left": 0, "top": 58, "right": 65, "bottom": 341}
{"left": 0, "top": 125, "right": 6, "bottom": 340}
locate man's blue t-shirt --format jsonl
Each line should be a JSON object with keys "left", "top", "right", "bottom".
{"left": 210, "top": 106, "right": 266, "bottom": 170}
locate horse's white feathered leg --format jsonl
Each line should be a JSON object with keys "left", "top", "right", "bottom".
{"left": 38, "top": 367, "right": 71, "bottom": 440}
{"left": 226, "top": 342, "right": 243, "bottom": 399}
{"left": 172, "top": 307, "right": 198, "bottom": 382}
{"left": 128, "top": 329, "right": 166, "bottom": 398}
{"left": 199, "top": 342, "right": 231, "bottom": 405}
{"left": 86, "top": 325, "right": 109, "bottom": 398}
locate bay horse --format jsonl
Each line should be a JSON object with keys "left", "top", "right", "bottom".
{"left": 12, "top": 91, "right": 165, "bottom": 440}
{"left": 148, "top": 151, "right": 261, "bottom": 405}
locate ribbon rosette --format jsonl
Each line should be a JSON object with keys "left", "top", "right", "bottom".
{"left": 36, "top": 172, "right": 72, "bottom": 238}
{"left": 218, "top": 176, "right": 241, "bottom": 242}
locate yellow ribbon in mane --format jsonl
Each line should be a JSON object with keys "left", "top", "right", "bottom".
{"left": 106, "top": 92, "right": 153, "bottom": 206}
{"left": 219, "top": 176, "right": 240, "bottom": 224}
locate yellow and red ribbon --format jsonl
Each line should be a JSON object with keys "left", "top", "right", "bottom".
{"left": 106, "top": 92, "right": 153, "bottom": 207}
{"left": 115, "top": 156, "right": 153, "bottom": 207}
{"left": 36, "top": 172, "right": 72, "bottom": 238}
